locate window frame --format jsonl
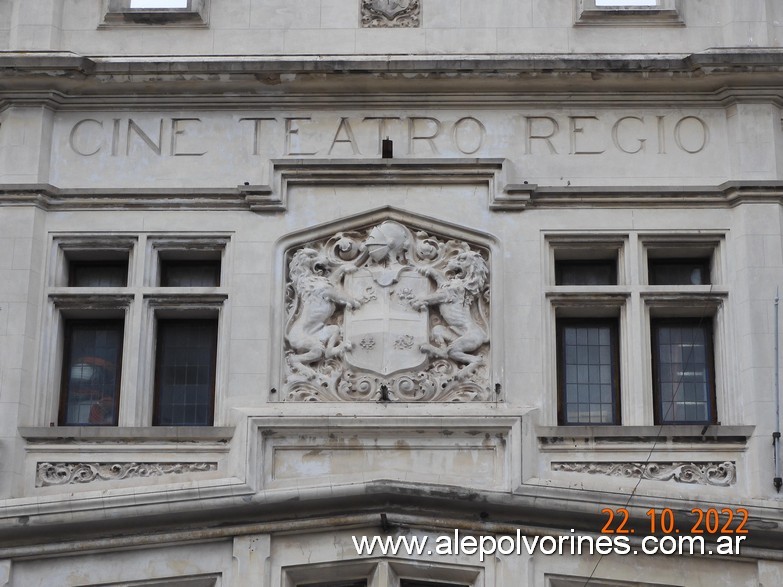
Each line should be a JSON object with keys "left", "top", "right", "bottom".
{"left": 575, "top": 0, "right": 683, "bottom": 26}
{"left": 101, "top": 0, "right": 209, "bottom": 28}
{"left": 650, "top": 317, "right": 717, "bottom": 425}
{"left": 556, "top": 317, "right": 622, "bottom": 426}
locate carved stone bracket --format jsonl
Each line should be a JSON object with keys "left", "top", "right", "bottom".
{"left": 551, "top": 461, "right": 736, "bottom": 487}
{"left": 36, "top": 462, "right": 218, "bottom": 487}
{"left": 282, "top": 219, "right": 491, "bottom": 402}
{"left": 361, "top": 0, "right": 420, "bottom": 28}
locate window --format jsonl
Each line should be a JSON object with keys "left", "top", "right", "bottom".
{"left": 154, "top": 319, "right": 218, "bottom": 426}
{"left": 101, "top": 0, "right": 209, "bottom": 27}
{"left": 160, "top": 259, "right": 221, "bottom": 287}
{"left": 555, "top": 260, "right": 616, "bottom": 286}
{"left": 557, "top": 319, "right": 620, "bottom": 425}
{"left": 651, "top": 319, "right": 716, "bottom": 424}
{"left": 59, "top": 320, "right": 124, "bottom": 425}
{"left": 49, "top": 240, "right": 135, "bottom": 427}
{"left": 648, "top": 258, "right": 710, "bottom": 286}
{"left": 69, "top": 261, "right": 129, "bottom": 287}
{"left": 575, "top": 0, "right": 682, "bottom": 25}
{"left": 43, "top": 234, "right": 228, "bottom": 428}
{"left": 300, "top": 583, "right": 367, "bottom": 587}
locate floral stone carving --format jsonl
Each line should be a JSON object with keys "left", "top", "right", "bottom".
{"left": 551, "top": 462, "right": 736, "bottom": 487}
{"left": 283, "top": 220, "right": 491, "bottom": 402}
{"left": 36, "top": 462, "right": 217, "bottom": 487}
{"left": 361, "top": 0, "right": 420, "bottom": 28}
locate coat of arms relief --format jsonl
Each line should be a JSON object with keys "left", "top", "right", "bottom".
{"left": 361, "top": 0, "right": 420, "bottom": 28}
{"left": 283, "top": 220, "right": 491, "bottom": 401}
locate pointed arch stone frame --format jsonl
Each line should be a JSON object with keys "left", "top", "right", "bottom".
{"left": 270, "top": 205, "right": 503, "bottom": 402}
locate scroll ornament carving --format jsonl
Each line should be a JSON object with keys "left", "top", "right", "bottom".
{"left": 36, "top": 462, "right": 217, "bottom": 487}
{"left": 361, "top": 0, "right": 420, "bottom": 28}
{"left": 283, "top": 220, "right": 491, "bottom": 402}
{"left": 551, "top": 462, "right": 736, "bottom": 487}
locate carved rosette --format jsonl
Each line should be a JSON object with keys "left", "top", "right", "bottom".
{"left": 361, "top": 0, "right": 420, "bottom": 28}
{"left": 36, "top": 462, "right": 217, "bottom": 487}
{"left": 283, "top": 220, "right": 491, "bottom": 402}
{"left": 551, "top": 462, "right": 736, "bottom": 487}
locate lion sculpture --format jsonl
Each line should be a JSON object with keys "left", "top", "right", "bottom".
{"left": 411, "top": 250, "right": 489, "bottom": 379}
{"left": 285, "top": 248, "right": 360, "bottom": 377}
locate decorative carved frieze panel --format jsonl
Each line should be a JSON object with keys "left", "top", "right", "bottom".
{"left": 551, "top": 461, "right": 736, "bottom": 487}
{"left": 36, "top": 462, "right": 217, "bottom": 487}
{"left": 361, "top": 0, "right": 420, "bottom": 27}
{"left": 283, "top": 220, "right": 491, "bottom": 401}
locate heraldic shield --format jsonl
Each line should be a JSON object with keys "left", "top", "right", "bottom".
{"left": 343, "top": 268, "right": 430, "bottom": 376}
{"left": 282, "top": 218, "right": 492, "bottom": 402}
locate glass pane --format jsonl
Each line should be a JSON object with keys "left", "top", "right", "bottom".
{"left": 155, "top": 319, "right": 217, "bottom": 426}
{"left": 301, "top": 582, "right": 367, "bottom": 587}
{"left": 61, "top": 321, "right": 123, "bottom": 425}
{"left": 129, "top": 0, "right": 189, "bottom": 8}
{"left": 648, "top": 259, "right": 710, "bottom": 285}
{"left": 654, "top": 323, "right": 712, "bottom": 423}
{"left": 69, "top": 262, "right": 128, "bottom": 287}
{"left": 401, "top": 582, "right": 469, "bottom": 587}
{"left": 556, "top": 261, "right": 616, "bottom": 285}
{"left": 160, "top": 260, "right": 220, "bottom": 287}
{"left": 560, "top": 323, "right": 617, "bottom": 424}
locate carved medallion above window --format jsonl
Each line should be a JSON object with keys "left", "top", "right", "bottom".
{"left": 361, "top": 0, "right": 420, "bottom": 28}
{"left": 282, "top": 219, "right": 491, "bottom": 402}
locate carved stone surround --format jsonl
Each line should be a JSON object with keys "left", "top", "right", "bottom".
{"left": 552, "top": 461, "right": 736, "bottom": 487}
{"left": 282, "top": 219, "right": 491, "bottom": 402}
{"left": 361, "top": 0, "right": 420, "bottom": 28}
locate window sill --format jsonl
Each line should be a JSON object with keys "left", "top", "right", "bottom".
{"left": 537, "top": 424, "right": 753, "bottom": 446}
{"left": 19, "top": 426, "right": 234, "bottom": 443}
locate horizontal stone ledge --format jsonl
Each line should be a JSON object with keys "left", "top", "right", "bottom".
{"left": 537, "top": 424, "right": 755, "bottom": 445}
{"left": 2, "top": 49, "right": 783, "bottom": 77}
{"left": 19, "top": 426, "right": 235, "bottom": 443}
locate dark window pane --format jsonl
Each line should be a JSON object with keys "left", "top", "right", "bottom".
{"left": 558, "top": 320, "right": 619, "bottom": 425}
{"left": 160, "top": 260, "right": 220, "bottom": 287}
{"left": 300, "top": 583, "right": 367, "bottom": 587}
{"left": 69, "top": 262, "right": 128, "bottom": 287}
{"left": 555, "top": 261, "right": 616, "bottom": 285}
{"left": 154, "top": 319, "right": 217, "bottom": 426}
{"left": 648, "top": 259, "right": 710, "bottom": 285}
{"left": 652, "top": 321, "right": 715, "bottom": 424}
{"left": 60, "top": 320, "right": 123, "bottom": 425}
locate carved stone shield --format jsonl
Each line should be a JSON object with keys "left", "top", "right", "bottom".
{"left": 368, "top": 0, "right": 411, "bottom": 18}
{"left": 344, "top": 267, "right": 430, "bottom": 376}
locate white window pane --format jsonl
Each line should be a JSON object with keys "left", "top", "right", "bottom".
{"left": 595, "top": 0, "right": 657, "bottom": 6}
{"left": 129, "top": 0, "right": 188, "bottom": 8}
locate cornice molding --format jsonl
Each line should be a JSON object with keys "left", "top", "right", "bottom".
{"left": 3, "top": 177, "right": 783, "bottom": 213}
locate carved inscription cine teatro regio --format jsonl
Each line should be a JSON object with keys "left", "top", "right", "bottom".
{"left": 66, "top": 113, "right": 710, "bottom": 158}
{"left": 282, "top": 220, "right": 491, "bottom": 402}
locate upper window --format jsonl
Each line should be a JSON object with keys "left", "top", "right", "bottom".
{"left": 575, "top": 0, "right": 682, "bottom": 25}
{"left": 648, "top": 258, "right": 711, "bottom": 286}
{"left": 160, "top": 259, "right": 221, "bottom": 287}
{"left": 555, "top": 260, "right": 617, "bottom": 286}
{"left": 101, "top": 0, "right": 208, "bottom": 27}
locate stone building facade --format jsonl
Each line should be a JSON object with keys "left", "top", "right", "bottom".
{"left": 1, "top": 0, "right": 783, "bottom": 585}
